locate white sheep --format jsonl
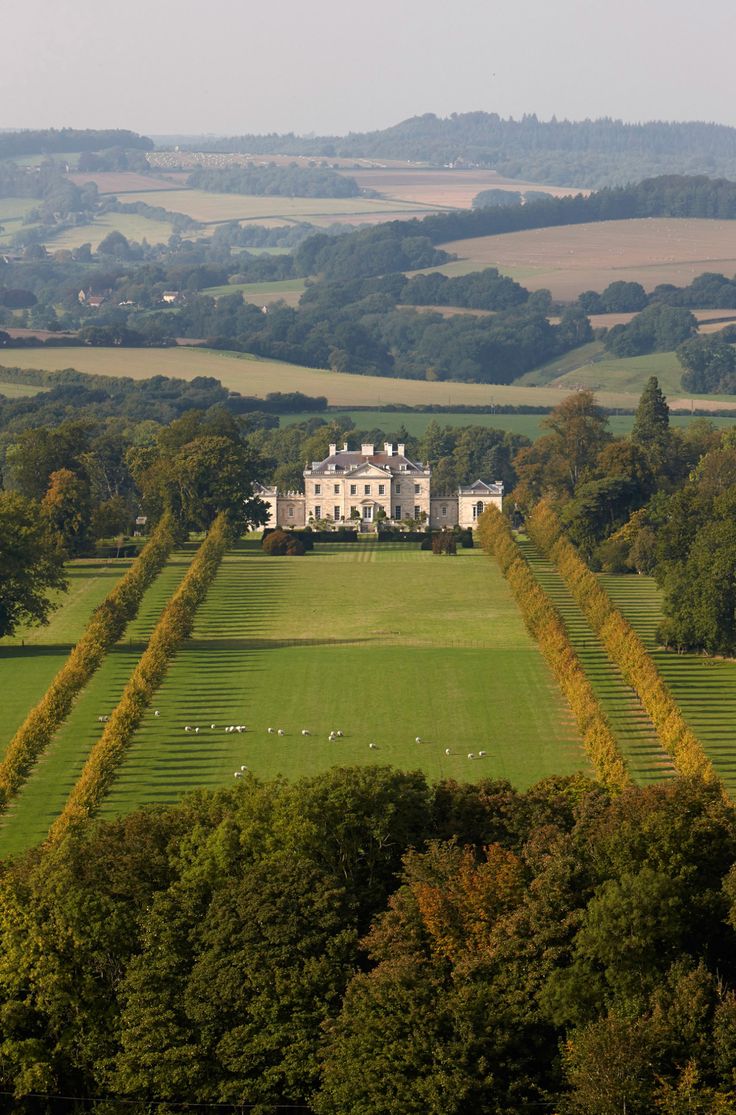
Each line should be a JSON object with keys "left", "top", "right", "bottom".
{"left": 240, "top": 765, "right": 248, "bottom": 772}
{"left": 194, "top": 727, "right": 199, "bottom": 734}
{"left": 154, "top": 710, "right": 160, "bottom": 717}
{"left": 267, "top": 727, "right": 275, "bottom": 734}
{"left": 302, "top": 729, "right": 311, "bottom": 736}
{"left": 445, "top": 748, "right": 451, "bottom": 756}
{"left": 210, "top": 723, "right": 216, "bottom": 729}
{"left": 233, "top": 771, "right": 243, "bottom": 778}
{"left": 277, "top": 729, "right": 285, "bottom": 736}
{"left": 369, "top": 742, "right": 378, "bottom": 750}
{"left": 478, "top": 750, "right": 487, "bottom": 757}
{"left": 415, "top": 736, "right": 423, "bottom": 743}
{"left": 336, "top": 730, "right": 343, "bottom": 738}
{"left": 467, "top": 752, "right": 476, "bottom": 760}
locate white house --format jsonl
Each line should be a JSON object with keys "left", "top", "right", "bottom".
{"left": 256, "top": 442, "right": 502, "bottom": 530}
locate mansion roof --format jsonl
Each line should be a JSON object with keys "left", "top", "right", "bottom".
{"left": 306, "top": 443, "right": 426, "bottom": 477}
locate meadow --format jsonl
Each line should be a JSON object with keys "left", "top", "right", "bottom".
{"left": 201, "top": 277, "right": 307, "bottom": 306}
{"left": 9, "top": 344, "right": 728, "bottom": 411}
{"left": 0, "top": 197, "right": 39, "bottom": 245}
{"left": 0, "top": 559, "right": 133, "bottom": 760}
{"left": 600, "top": 575, "right": 736, "bottom": 794}
{"left": 437, "top": 218, "right": 736, "bottom": 300}
{"left": 346, "top": 167, "right": 583, "bottom": 208}
{"left": 45, "top": 211, "right": 176, "bottom": 252}
{"left": 0, "top": 550, "right": 194, "bottom": 855}
{"left": 94, "top": 542, "right": 587, "bottom": 822}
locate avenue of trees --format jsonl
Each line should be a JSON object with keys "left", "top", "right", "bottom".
{"left": 2, "top": 769, "right": 736, "bottom": 1112}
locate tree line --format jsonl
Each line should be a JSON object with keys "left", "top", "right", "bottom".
{"left": 1, "top": 767, "right": 736, "bottom": 1112}
{"left": 187, "top": 163, "right": 363, "bottom": 198}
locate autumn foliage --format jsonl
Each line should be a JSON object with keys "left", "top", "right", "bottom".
{"left": 0, "top": 513, "right": 177, "bottom": 810}
{"left": 48, "top": 513, "right": 231, "bottom": 841}
{"left": 527, "top": 500, "right": 716, "bottom": 782}
{"left": 477, "top": 506, "right": 629, "bottom": 788}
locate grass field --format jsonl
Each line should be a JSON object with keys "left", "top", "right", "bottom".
{"left": 0, "top": 559, "right": 133, "bottom": 760}
{"left": 600, "top": 575, "right": 736, "bottom": 795}
{"left": 518, "top": 539, "right": 673, "bottom": 784}
{"left": 118, "top": 189, "right": 433, "bottom": 226}
{"left": 548, "top": 351, "right": 686, "bottom": 396}
{"left": 201, "top": 277, "right": 307, "bottom": 306}
{"left": 45, "top": 211, "right": 176, "bottom": 251}
{"left": 437, "top": 219, "right": 736, "bottom": 301}
{"left": 280, "top": 409, "right": 736, "bottom": 441}
{"left": 10, "top": 344, "right": 734, "bottom": 412}
{"left": 347, "top": 168, "right": 583, "bottom": 208}
{"left": 0, "top": 197, "right": 39, "bottom": 245}
{"left": 92, "top": 542, "right": 587, "bottom": 821}
{"left": 66, "top": 171, "right": 186, "bottom": 194}
{"left": 0, "top": 379, "right": 47, "bottom": 397}
{"left": 0, "top": 550, "right": 195, "bottom": 854}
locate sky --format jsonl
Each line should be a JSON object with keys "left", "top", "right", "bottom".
{"left": 3, "top": 0, "right": 735, "bottom": 137}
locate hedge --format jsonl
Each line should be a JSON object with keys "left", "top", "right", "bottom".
{"left": 477, "top": 507, "right": 630, "bottom": 789}
{"left": 0, "top": 513, "right": 177, "bottom": 810}
{"left": 527, "top": 501, "right": 717, "bottom": 783}
{"left": 47, "top": 513, "right": 231, "bottom": 842}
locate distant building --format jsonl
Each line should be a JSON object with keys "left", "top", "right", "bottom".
{"left": 256, "top": 442, "right": 502, "bottom": 530}
{"left": 78, "top": 288, "right": 108, "bottom": 308}
{"left": 161, "top": 290, "right": 182, "bottom": 304}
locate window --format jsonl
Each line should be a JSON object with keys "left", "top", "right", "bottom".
{"left": 363, "top": 506, "right": 373, "bottom": 520}
{"left": 378, "top": 484, "right": 385, "bottom": 495}
{"left": 334, "top": 505, "right": 340, "bottom": 520}
{"left": 334, "top": 484, "right": 340, "bottom": 494}
{"left": 441, "top": 505, "right": 447, "bottom": 517}
{"left": 350, "top": 484, "right": 357, "bottom": 495}
{"left": 395, "top": 505, "right": 402, "bottom": 519}
{"left": 288, "top": 506, "right": 294, "bottom": 518}
{"left": 364, "top": 484, "right": 371, "bottom": 495}
{"left": 414, "top": 505, "right": 421, "bottom": 519}
{"left": 314, "top": 506, "right": 321, "bottom": 519}
{"left": 472, "top": 501, "right": 485, "bottom": 520}
{"left": 314, "top": 483, "right": 321, "bottom": 495}
{"left": 395, "top": 483, "right": 401, "bottom": 494}
{"left": 414, "top": 483, "right": 420, "bottom": 494}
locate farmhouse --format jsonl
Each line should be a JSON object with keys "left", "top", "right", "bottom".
{"left": 256, "top": 441, "right": 503, "bottom": 530}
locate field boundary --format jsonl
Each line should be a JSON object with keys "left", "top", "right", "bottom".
{"left": 0, "top": 515, "right": 176, "bottom": 811}
{"left": 527, "top": 501, "right": 717, "bottom": 782}
{"left": 47, "top": 514, "right": 231, "bottom": 842}
{"left": 477, "top": 507, "right": 629, "bottom": 788}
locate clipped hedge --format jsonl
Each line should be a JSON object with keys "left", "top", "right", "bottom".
{"left": 527, "top": 501, "right": 716, "bottom": 783}
{"left": 48, "top": 514, "right": 231, "bottom": 842}
{"left": 477, "top": 507, "right": 629, "bottom": 789}
{"left": 0, "top": 514, "right": 177, "bottom": 810}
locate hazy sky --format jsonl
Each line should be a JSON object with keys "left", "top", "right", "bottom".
{"left": 3, "top": 0, "right": 735, "bottom": 136}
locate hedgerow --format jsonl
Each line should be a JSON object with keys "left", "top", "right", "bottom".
{"left": 47, "top": 514, "right": 231, "bottom": 841}
{"left": 477, "top": 507, "right": 629, "bottom": 789}
{"left": 0, "top": 514, "right": 177, "bottom": 809}
{"left": 527, "top": 501, "right": 716, "bottom": 782}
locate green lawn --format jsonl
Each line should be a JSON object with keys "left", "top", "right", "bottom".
{"left": 95, "top": 542, "right": 586, "bottom": 820}
{"left": 600, "top": 575, "right": 736, "bottom": 795}
{"left": 0, "top": 380, "right": 47, "bottom": 398}
{"left": 519, "top": 539, "right": 673, "bottom": 784}
{"left": 0, "top": 550, "right": 195, "bottom": 854}
{"left": 548, "top": 351, "right": 686, "bottom": 396}
{"left": 0, "top": 560, "right": 133, "bottom": 759}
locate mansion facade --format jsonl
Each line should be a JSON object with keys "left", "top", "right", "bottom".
{"left": 256, "top": 441, "right": 503, "bottom": 531}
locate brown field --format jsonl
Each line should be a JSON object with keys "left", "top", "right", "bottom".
{"left": 349, "top": 168, "right": 585, "bottom": 209}
{"left": 118, "top": 189, "right": 433, "bottom": 225}
{"left": 6, "top": 345, "right": 736, "bottom": 413}
{"left": 147, "top": 152, "right": 419, "bottom": 171}
{"left": 548, "top": 310, "right": 736, "bottom": 331}
{"left": 67, "top": 172, "right": 185, "bottom": 194}
{"left": 438, "top": 219, "right": 736, "bottom": 301}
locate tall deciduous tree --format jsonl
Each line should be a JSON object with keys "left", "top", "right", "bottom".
{"left": 0, "top": 491, "right": 67, "bottom": 636}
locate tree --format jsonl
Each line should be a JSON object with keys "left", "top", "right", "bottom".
{"left": 633, "top": 376, "right": 669, "bottom": 446}
{"left": 42, "top": 468, "right": 91, "bottom": 556}
{"left": 0, "top": 491, "right": 67, "bottom": 636}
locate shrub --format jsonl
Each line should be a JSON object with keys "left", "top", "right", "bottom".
{"left": 263, "top": 528, "right": 306, "bottom": 556}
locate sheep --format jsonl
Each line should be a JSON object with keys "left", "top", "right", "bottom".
{"left": 301, "top": 729, "right": 311, "bottom": 736}
{"left": 415, "top": 736, "right": 423, "bottom": 744}
{"left": 336, "top": 730, "right": 343, "bottom": 738}
{"left": 235, "top": 726, "right": 243, "bottom": 733}
{"left": 184, "top": 726, "right": 192, "bottom": 733}
{"left": 210, "top": 723, "right": 216, "bottom": 730}
{"left": 478, "top": 750, "right": 487, "bottom": 758}
{"left": 277, "top": 729, "right": 286, "bottom": 736}
{"left": 240, "top": 765, "right": 249, "bottom": 772}
{"left": 194, "top": 727, "right": 199, "bottom": 734}
{"left": 233, "top": 771, "right": 243, "bottom": 778}
{"left": 267, "top": 727, "right": 275, "bottom": 734}
{"left": 154, "top": 710, "right": 160, "bottom": 717}
{"left": 445, "top": 748, "right": 451, "bottom": 756}
{"left": 369, "top": 742, "right": 378, "bottom": 750}
{"left": 467, "top": 752, "right": 476, "bottom": 760}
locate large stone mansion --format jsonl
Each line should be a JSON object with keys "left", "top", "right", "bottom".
{"left": 256, "top": 441, "right": 503, "bottom": 530}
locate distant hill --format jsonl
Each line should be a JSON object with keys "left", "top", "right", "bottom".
{"left": 176, "top": 113, "right": 736, "bottom": 189}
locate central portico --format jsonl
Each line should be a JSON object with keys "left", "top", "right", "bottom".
{"left": 304, "top": 442, "right": 431, "bottom": 525}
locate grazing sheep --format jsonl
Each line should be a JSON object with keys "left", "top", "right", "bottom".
{"left": 467, "top": 753, "right": 476, "bottom": 760}
{"left": 184, "top": 726, "right": 191, "bottom": 733}
{"left": 154, "top": 710, "right": 160, "bottom": 717}
{"left": 301, "top": 729, "right": 311, "bottom": 736}
{"left": 369, "top": 742, "right": 378, "bottom": 750}
{"left": 277, "top": 729, "right": 285, "bottom": 736}
{"left": 445, "top": 748, "right": 451, "bottom": 756}
{"left": 240, "top": 765, "right": 248, "bottom": 771}
{"left": 210, "top": 723, "right": 216, "bottom": 729}
{"left": 194, "top": 727, "right": 199, "bottom": 734}
{"left": 478, "top": 750, "right": 487, "bottom": 757}
{"left": 233, "top": 771, "right": 243, "bottom": 778}
{"left": 267, "top": 728, "right": 275, "bottom": 734}
{"left": 336, "top": 730, "right": 343, "bottom": 738}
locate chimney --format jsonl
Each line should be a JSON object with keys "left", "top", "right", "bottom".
{"left": 384, "top": 442, "right": 393, "bottom": 456}
{"left": 328, "top": 443, "right": 337, "bottom": 456}
{"left": 397, "top": 443, "right": 406, "bottom": 456}
{"left": 361, "top": 443, "right": 374, "bottom": 457}
{"left": 342, "top": 441, "right": 349, "bottom": 451}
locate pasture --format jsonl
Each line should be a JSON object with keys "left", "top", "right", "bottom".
{"left": 96, "top": 542, "right": 586, "bottom": 821}
{"left": 202, "top": 277, "right": 307, "bottom": 306}
{"left": 601, "top": 575, "right": 736, "bottom": 795}
{"left": 437, "top": 219, "right": 736, "bottom": 301}
{"left": 117, "top": 189, "right": 434, "bottom": 226}
{"left": 0, "top": 559, "right": 133, "bottom": 762}
{"left": 0, "top": 550, "right": 194, "bottom": 855}
{"left": 45, "top": 211, "right": 176, "bottom": 252}
{"left": 66, "top": 171, "right": 186, "bottom": 194}
{"left": 346, "top": 168, "right": 584, "bottom": 208}
{"left": 9, "top": 344, "right": 728, "bottom": 411}
{"left": 0, "top": 379, "right": 47, "bottom": 397}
